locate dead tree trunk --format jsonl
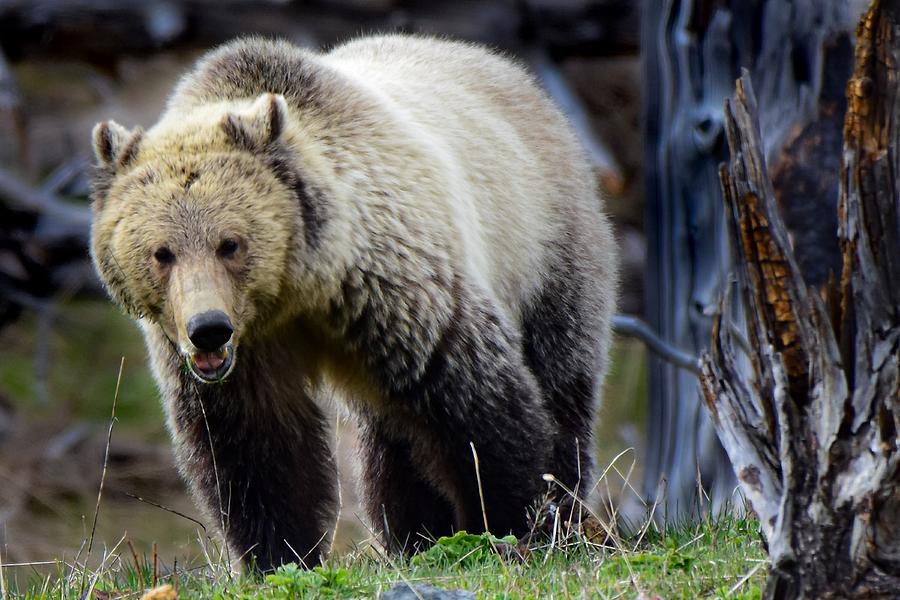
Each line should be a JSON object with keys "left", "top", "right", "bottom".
{"left": 642, "top": 0, "right": 861, "bottom": 518}
{"left": 702, "top": 1, "right": 900, "bottom": 597}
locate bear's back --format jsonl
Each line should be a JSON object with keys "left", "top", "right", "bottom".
{"left": 323, "top": 35, "right": 592, "bottom": 201}
{"left": 166, "top": 35, "right": 594, "bottom": 217}
{"left": 166, "top": 37, "right": 328, "bottom": 112}
{"left": 322, "top": 35, "right": 603, "bottom": 309}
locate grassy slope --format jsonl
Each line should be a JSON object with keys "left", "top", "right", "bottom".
{"left": 16, "top": 514, "right": 766, "bottom": 599}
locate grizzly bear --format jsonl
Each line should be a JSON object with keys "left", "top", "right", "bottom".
{"left": 90, "top": 35, "right": 617, "bottom": 570}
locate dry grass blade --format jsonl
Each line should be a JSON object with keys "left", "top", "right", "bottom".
{"left": 330, "top": 413, "right": 344, "bottom": 552}
{"left": 152, "top": 542, "right": 158, "bottom": 588}
{"left": 126, "top": 538, "right": 143, "bottom": 588}
{"left": 80, "top": 533, "right": 126, "bottom": 600}
{"left": 541, "top": 473, "right": 641, "bottom": 592}
{"left": 79, "top": 357, "right": 125, "bottom": 597}
{"left": 468, "top": 443, "right": 511, "bottom": 577}
{"left": 468, "top": 442, "right": 490, "bottom": 534}
{"left": 194, "top": 392, "right": 231, "bottom": 573}
{"left": 729, "top": 561, "right": 765, "bottom": 596}
{"left": 352, "top": 517, "right": 426, "bottom": 600}
{"left": 0, "top": 542, "right": 6, "bottom": 600}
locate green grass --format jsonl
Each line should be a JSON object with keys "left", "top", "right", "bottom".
{"left": 11, "top": 513, "right": 766, "bottom": 599}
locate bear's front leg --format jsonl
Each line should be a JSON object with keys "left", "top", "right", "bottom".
{"left": 149, "top": 334, "right": 337, "bottom": 571}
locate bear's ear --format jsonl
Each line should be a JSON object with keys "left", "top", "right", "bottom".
{"left": 92, "top": 120, "right": 143, "bottom": 170}
{"left": 221, "top": 93, "right": 288, "bottom": 152}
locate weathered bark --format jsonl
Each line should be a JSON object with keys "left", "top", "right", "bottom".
{"left": 642, "top": 0, "right": 860, "bottom": 518}
{"left": 701, "top": 1, "right": 900, "bottom": 596}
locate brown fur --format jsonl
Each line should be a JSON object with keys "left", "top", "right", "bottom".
{"left": 90, "top": 35, "right": 618, "bottom": 569}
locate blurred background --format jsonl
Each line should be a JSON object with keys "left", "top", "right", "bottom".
{"left": 0, "top": 0, "right": 868, "bottom": 585}
{"left": 0, "top": 0, "right": 646, "bottom": 573}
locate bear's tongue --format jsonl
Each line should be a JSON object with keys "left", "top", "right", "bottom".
{"left": 194, "top": 351, "right": 225, "bottom": 372}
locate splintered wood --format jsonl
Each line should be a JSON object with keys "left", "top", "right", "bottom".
{"left": 701, "top": 1, "right": 900, "bottom": 598}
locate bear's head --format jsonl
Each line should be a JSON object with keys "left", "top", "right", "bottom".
{"left": 90, "top": 93, "right": 308, "bottom": 383}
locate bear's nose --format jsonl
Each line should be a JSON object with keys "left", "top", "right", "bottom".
{"left": 187, "top": 310, "right": 234, "bottom": 351}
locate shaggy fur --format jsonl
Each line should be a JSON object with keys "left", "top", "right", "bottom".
{"left": 89, "top": 35, "right": 618, "bottom": 569}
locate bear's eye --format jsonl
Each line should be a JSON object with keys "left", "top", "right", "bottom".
{"left": 153, "top": 246, "right": 175, "bottom": 265}
{"left": 217, "top": 238, "right": 240, "bottom": 258}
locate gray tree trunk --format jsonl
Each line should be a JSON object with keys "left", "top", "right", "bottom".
{"left": 642, "top": 0, "right": 861, "bottom": 517}
{"left": 702, "top": 1, "right": 900, "bottom": 596}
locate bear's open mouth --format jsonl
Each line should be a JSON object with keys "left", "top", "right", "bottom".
{"left": 187, "top": 343, "right": 236, "bottom": 383}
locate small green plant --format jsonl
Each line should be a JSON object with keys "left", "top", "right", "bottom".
{"left": 411, "top": 531, "right": 517, "bottom": 568}
{"left": 264, "top": 564, "right": 365, "bottom": 597}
